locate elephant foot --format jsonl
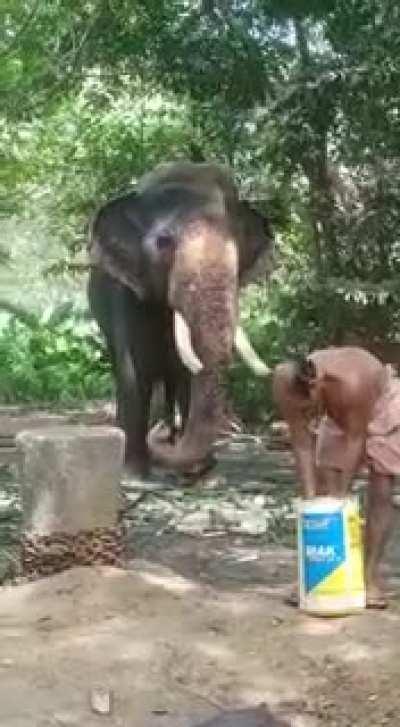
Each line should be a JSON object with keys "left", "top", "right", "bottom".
{"left": 148, "top": 420, "right": 181, "bottom": 446}
{"left": 122, "top": 455, "right": 150, "bottom": 482}
{"left": 149, "top": 455, "right": 216, "bottom": 486}
{"left": 181, "top": 453, "right": 217, "bottom": 482}
{"left": 147, "top": 421, "right": 217, "bottom": 482}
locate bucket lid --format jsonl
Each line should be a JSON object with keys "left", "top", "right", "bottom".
{"left": 296, "top": 495, "right": 359, "bottom": 514}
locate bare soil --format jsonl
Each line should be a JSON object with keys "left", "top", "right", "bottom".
{"left": 1, "top": 434, "right": 400, "bottom": 727}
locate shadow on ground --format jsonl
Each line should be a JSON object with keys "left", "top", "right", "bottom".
{"left": 1, "top": 438, "right": 400, "bottom": 725}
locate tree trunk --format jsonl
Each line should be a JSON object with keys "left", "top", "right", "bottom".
{"left": 294, "top": 18, "right": 339, "bottom": 276}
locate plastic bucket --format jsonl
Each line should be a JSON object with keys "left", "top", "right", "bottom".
{"left": 298, "top": 497, "right": 366, "bottom": 616}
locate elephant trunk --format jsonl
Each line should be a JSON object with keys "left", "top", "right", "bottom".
{"left": 148, "top": 218, "right": 238, "bottom": 473}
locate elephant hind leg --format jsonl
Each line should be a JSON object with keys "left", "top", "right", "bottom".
{"left": 123, "top": 395, "right": 152, "bottom": 478}
{"left": 117, "top": 357, "right": 152, "bottom": 479}
{"left": 177, "top": 375, "right": 190, "bottom": 429}
{"left": 163, "top": 370, "right": 190, "bottom": 444}
{"left": 164, "top": 378, "right": 179, "bottom": 444}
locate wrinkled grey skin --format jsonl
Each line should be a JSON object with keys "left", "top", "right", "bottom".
{"left": 88, "top": 162, "right": 273, "bottom": 478}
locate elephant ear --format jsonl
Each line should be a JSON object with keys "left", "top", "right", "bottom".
{"left": 236, "top": 200, "right": 275, "bottom": 286}
{"left": 89, "top": 191, "right": 149, "bottom": 299}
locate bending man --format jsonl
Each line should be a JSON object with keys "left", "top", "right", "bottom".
{"left": 273, "top": 346, "right": 400, "bottom": 608}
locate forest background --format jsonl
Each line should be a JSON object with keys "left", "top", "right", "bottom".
{"left": 1, "top": 0, "right": 400, "bottom": 423}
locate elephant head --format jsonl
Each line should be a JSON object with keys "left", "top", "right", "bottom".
{"left": 89, "top": 162, "right": 273, "bottom": 473}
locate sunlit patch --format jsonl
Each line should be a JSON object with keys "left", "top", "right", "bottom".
{"left": 336, "top": 643, "right": 382, "bottom": 662}
{"left": 52, "top": 618, "right": 146, "bottom": 653}
{"left": 100, "top": 566, "right": 128, "bottom": 579}
{"left": 251, "top": 585, "right": 293, "bottom": 597}
{"left": 194, "top": 640, "right": 234, "bottom": 662}
{"left": 238, "top": 683, "right": 297, "bottom": 710}
{"left": 380, "top": 610, "right": 400, "bottom": 622}
{"left": 290, "top": 717, "right": 316, "bottom": 727}
{"left": 138, "top": 570, "right": 198, "bottom": 594}
{"left": 208, "top": 595, "right": 257, "bottom": 617}
{"left": 296, "top": 618, "right": 346, "bottom": 636}
{"left": 113, "top": 639, "right": 155, "bottom": 663}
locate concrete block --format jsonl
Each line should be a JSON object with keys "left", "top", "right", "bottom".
{"left": 16, "top": 425, "right": 125, "bottom": 535}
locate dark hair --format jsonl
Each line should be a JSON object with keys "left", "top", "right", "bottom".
{"left": 294, "top": 355, "right": 317, "bottom": 397}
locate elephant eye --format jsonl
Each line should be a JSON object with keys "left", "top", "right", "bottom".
{"left": 156, "top": 233, "right": 175, "bottom": 250}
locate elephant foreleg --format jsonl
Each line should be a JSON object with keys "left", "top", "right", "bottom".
{"left": 116, "top": 351, "right": 152, "bottom": 478}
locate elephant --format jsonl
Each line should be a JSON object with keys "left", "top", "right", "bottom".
{"left": 88, "top": 161, "right": 273, "bottom": 478}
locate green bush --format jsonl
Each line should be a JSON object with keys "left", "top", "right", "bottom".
{"left": 0, "top": 304, "right": 112, "bottom": 404}
{"left": 2, "top": 272, "right": 397, "bottom": 422}
{"left": 229, "top": 269, "right": 400, "bottom": 423}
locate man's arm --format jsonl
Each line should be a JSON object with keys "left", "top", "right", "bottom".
{"left": 273, "top": 363, "right": 319, "bottom": 498}
{"left": 288, "top": 419, "right": 319, "bottom": 498}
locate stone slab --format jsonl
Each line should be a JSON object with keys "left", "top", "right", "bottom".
{"left": 16, "top": 425, "right": 125, "bottom": 535}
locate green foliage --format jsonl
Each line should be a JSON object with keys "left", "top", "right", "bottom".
{"left": 230, "top": 260, "right": 400, "bottom": 422}
{"left": 4, "top": 84, "right": 194, "bottom": 259}
{"left": 0, "top": 303, "right": 112, "bottom": 403}
{"left": 2, "top": 0, "right": 400, "bottom": 422}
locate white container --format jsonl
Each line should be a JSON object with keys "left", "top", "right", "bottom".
{"left": 298, "top": 497, "right": 366, "bottom": 616}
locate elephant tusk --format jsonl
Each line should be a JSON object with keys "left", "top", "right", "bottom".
{"left": 173, "top": 311, "right": 204, "bottom": 375}
{"left": 234, "top": 325, "right": 271, "bottom": 376}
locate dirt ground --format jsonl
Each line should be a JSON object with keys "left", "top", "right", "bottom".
{"left": 1, "top": 438, "right": 400, "bottom": 726}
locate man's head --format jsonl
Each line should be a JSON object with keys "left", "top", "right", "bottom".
{"left": 272, "top": 356, "right": 319, "bottom": 422}
{"left": 294, "top": 356, "right": 318, "bottom": 401}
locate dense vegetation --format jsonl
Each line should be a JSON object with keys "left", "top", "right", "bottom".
{"left": 1, "top": 0, "right": 400, "bottom": 419}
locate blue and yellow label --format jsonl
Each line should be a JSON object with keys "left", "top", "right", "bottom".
{"left": 299, "top": 501, "right": 364, "bottom": 600}
{"left": 302, "top": 512, "right": 345, "bottom": 593}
